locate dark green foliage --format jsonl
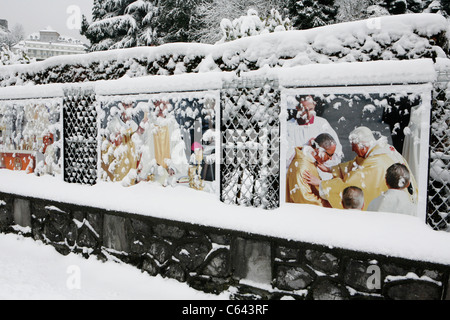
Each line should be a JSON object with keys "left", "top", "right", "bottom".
{"left": 81, "top": 0, "right": 159, "bottom": 51}
{"left": 158, "top": 0, "right": 203, "bottom": 43}
{"left": 288, "top": 0, "right": 338, "bottom": 30}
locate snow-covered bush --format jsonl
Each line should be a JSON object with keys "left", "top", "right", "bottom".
{"left": 218, "top": 8, "right": 292, "bottom": 43}
{"left": 0, "top": 44, "right": 33, "bottom": 66}
{"left": 264, "top": 8, "right": 293, "bottom": 33}
{"left": 219, "top": 9, "right": 264, "bottom": 43}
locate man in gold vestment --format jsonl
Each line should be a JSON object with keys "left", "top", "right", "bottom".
{"left": 286, "top": 133, "right": 337, "bottom": 206}
{"left": 304, "top": 127, "right": 418, "bottom": 210}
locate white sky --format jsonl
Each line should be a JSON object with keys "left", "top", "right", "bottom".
{"left": 0, "top": 0, "right": 93, "bottom": 43}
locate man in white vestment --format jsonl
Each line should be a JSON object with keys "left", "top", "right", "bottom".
{"left": 286, "top": 96, "right": 343, "bottom": 179}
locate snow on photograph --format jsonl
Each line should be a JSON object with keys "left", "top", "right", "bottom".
{"left": 0, "top": 0, "right": 449, "bottom": 301}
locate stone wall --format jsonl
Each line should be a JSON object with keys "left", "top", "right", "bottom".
{"left": 0, "top": 191, "right": 448, "bottom": 300}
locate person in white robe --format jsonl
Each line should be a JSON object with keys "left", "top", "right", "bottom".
{"left": 367, "top": 163, "right": 417, "bottom": 216}
{"left": 341, "top": 186, "right": 365, "bottom": 210}
{"left": 286, "top": 96, "right": 343, "bottom": 180}
{"left": 138, "top": 101, "right": 189, "bottom": 187}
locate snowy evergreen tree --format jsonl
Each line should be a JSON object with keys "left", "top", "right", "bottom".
{"left": 81, "top": 0, "right": 159, "bottom": 51}
{"left": 423, "top": 0, "right": 450, "bottom": 15}
{"left": 407, "top": 0, "right": 427, "bottom": 12}
{"left": 157, "top": 0, "right": 202, "bottom": 43}
{"left": 336, "top": 0, "right": 450, "bottom": 17}
{"left": 383, "top": 0, "right": 409, "bottom": 13}
{"left": 128, "top": 0, "right": 160, "bottom": 46}
{"left": 442, "top": 0, "right": 450, "bottom": 14}
{"left": 218, "top": 8, "right": 292, "bottom": 43}
{"left": 288, "top": 0, "right": 338, "bottom": 30}
{"left": 192, "top": 0, "right": 290, "bottom": 44}
{"left": 378, "top": 0, "right": 447, "bottom": 14}
{"left": 77, "top": 0, "right": 450, "bottom": 50}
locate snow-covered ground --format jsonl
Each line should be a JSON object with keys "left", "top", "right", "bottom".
{"left": 0, "top": 232, "right": 230, "bottom": 300}
{"left": 1, "top": 170, "right": 450, "bottom": 267}
{"left": 0, "top": 12, "right": 449, "bottom": 300}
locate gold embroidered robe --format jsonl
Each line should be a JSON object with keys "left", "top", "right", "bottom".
{"left": 321, "top": 143, "right": 418, "bottom": 210}
{"left": 286, "top": 147, "right": 329, "bottom": 207}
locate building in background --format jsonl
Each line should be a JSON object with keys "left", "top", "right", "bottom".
{"left": 12, "top": 27, "right": 87, "bottom": 61}
{"left": 0, "top": 19, "right": 8, "bottom": 32}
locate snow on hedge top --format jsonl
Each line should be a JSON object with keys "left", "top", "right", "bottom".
{"left": 0, "top": 59, "right": 437, "bottom": 100}
{"left": 0, "top": 13, "right": 447, "bottom": 87}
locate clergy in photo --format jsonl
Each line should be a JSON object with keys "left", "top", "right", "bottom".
{"left": 286, "top": 95, "right": 343, "bottom": 180}
{"left": 304, "top": 126, "right": 418, "bottom": 212}
{"left": 286, "top": 133, "right": 337, "bottom": 207}
{"left": 101, "top": 100, "right": 141, "bottom": 186}
{"left": 138, "top": 100, "right": 189, "bottom": 187}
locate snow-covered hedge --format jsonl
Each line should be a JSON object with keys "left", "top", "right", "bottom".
{"left": 0, "top": 14, "right": 447, "bottom": 88}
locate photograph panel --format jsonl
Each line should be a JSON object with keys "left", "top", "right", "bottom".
{"left": 283, "top": 87, "right": 429, "bottom": 218}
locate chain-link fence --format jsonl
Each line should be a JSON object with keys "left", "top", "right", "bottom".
{"left": 428, "top": 73, "right": 450, "bottom": 231}
{"left": 63, "top": 87, "right": 98, "bottom": 185}
{"left": 220, "top": 78, "right": 281, "bottom": 210}
{"left": 219, "top": 77, "right": 450, "bottom": 230}
{"left": 51, "top": 75, "right": 450, "bottom": 229}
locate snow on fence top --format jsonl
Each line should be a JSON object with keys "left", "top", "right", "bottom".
{"left": 0, "top": 13, "right": 447, "bottom": 88}
{"left": 0, "top": 59, "right": 437, "bottom": 100}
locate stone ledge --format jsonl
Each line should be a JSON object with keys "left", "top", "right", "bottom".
{"left": 1, "top": 191, "right": 449, "bottom": 300}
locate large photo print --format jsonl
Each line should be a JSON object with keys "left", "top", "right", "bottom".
{"left": 283, "top": 86, "right": 431, "bottom": 219}
{"left": 0, "top": 99, "right": 62, "bottom": 176}
{"left": 99, "top": 92, "right": 219, "bottom": 193}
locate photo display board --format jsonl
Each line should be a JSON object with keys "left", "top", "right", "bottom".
{"left": 98, "top": 91, "right": 219, "bottom": 193}
{"left": 0, "top": 98, "right": 62, "bottom": 176}
{"left": 281, "top": 85, "right": 432, "bottom": 221}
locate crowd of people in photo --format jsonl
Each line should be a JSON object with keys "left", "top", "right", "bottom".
{"left": 99, "top": 93, "right": 420, "bottom": 216}
{"left": 286, "top": 95, "right": 418, "bottom": 217}
{"left": 101, "top": 98, "right": 215, "bottom": 190}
